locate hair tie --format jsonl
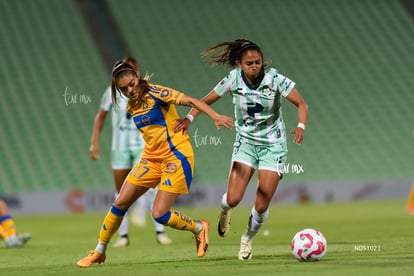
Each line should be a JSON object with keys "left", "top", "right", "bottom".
{"left": 112, "top": 61, "right": 135, "bottom": 78}
{"left": 239, "top": 41, "right": 258, "bottom": 52}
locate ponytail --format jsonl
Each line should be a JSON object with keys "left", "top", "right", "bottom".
{"left": 202, "top": 39, "right": 264, "bottom": 67}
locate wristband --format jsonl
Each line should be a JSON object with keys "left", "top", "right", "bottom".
{"left": 185, "top": 114, "right": 194, "bottom": 122}
{"left": 297, "top": 123, "right": 305, "bottom": 130}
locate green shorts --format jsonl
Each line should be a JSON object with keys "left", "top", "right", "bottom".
{"left": 232, "top": 137, "right": 287, "bottom": 173}
{"left": 111, "top": 149, "right": 142, "bottom": 170}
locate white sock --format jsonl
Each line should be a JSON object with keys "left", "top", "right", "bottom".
{"left": 133, "top": 196, "right": 147, "bottom": 219}
{"left": 95, "top": 242, "right": 107, "bottom": 254}
{"left": 221, "top": 193, "right": 231, "bottom": 211}
{"left": 193, "top": 221, "right": 203, "bottom": 234}
{"left": 153, "top": 218, "right": 165, "bottom": 233}
{"left": 244, "top": 207, "right": 269, "bottom": 240}
{"left": 118, "top": 213, "right": 129, "bottom": 236}
{"left": 147, "top": 188, "right": 165, "bottom": 232}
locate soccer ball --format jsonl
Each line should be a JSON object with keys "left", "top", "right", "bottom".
{"left": 291, "top": 228, "right": 327, "bottom": 261}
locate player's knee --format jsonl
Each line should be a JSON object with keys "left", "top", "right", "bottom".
{"left": 153, "top": 210, "right": 171, "bottom": 225}
{"left": 227, "top": 196, "right": 241, "bottom": 207}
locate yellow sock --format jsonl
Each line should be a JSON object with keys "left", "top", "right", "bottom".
{"left": 99, "top": 205, "right": 126, "bottom": 244}
{"left": 0, "top": 224, "right": 8, "bottom": 239}
{"left": 0, "top": 215, "right": 17, "bottom": 237}
{"left": 166, "top": 210, "right": 198, "bottom": 233}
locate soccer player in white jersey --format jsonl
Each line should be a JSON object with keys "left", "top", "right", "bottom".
{"left": 90, "top": 57, "right": 172, "bottom": 246}
{"left": 177, "top": 39, "right": 308, "bottom": 260}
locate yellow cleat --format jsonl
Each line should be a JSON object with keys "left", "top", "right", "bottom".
{"left": 76, "top": 250, "right": 106, "bottom": 268}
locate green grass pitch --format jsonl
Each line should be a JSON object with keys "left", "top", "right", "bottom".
{"left": 1, "top": 199, "right": 413, "bottom": 275}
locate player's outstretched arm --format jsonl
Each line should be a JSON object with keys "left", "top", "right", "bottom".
{"left": 179, "top": 94, "right": 233, "bottom": 131}
{"left": 174, "top": 91, "right": 222, "bottom": 134}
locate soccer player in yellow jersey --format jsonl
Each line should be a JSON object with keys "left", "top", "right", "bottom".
{"left": 77, "top": 60, "right": 234, "bottom": 268}
{"left": 0, "top": 199, "right": 31, "bottom": 248}
{"left": 90, "top": 57, "right": 171, "bottom": 247}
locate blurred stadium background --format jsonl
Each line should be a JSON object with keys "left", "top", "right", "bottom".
{"left": 0, "top": 0, "right": 413, "bottom": 214}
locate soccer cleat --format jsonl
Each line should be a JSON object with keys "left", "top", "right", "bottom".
{"left": 5, "top": 235, "right": 22, "bottom": 248}
{"left": 238, "top": 235, "right": 253, "bottom": 260}
{"left": 217, "top": 209, "right": 231, "bottom": 237}
{"left": 18, "top": 233, "right": 31, "bottom": 246}
{"left": 156, "top": 232, "right": 172, "bottom": 245}
{"left": 77, "top": 250, "right": 106, "bottom": 268}
{"left": 194, "top": 219, "right": 209, "bottom": 258}
{"left": 112, "top": 236, "right": 129, "bottom": 248}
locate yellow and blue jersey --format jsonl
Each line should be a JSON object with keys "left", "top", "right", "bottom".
{"left": 127, "top": 83, "right": 193, "bottom": 160}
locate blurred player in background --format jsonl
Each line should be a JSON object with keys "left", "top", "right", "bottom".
{"left": 0, "top": 199, "right": 31, "bottom": 248}
{"left": 179, "top": 39, "right": 308, "bottom": 260}
{"left": 89, "top": 57, "right": 172, "bottom": 246}
{"left": 77, "top": 60, "right": 234, "bottom": 268}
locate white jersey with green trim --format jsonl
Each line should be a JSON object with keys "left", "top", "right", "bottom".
{"left": 100, "top": 87, "right": 144, "bottom": 151}
{"left": 213, "top": 67, "right": 295, "bottom": 145}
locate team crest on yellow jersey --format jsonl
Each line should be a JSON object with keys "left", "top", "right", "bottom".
{"left": 142, "top": 115, "right": 151, "bottom": 124}
{"left": 164, "top": 162, "right": 178, "bottom": 174}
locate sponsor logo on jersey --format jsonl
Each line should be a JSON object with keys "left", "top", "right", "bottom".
{"left": 246, "top": 102, "right": 264, "bottom": 117}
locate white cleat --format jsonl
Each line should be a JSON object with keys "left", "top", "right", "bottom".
{"left": 112, "top": 236, "right": 129, "bottom": 248}
{"left": 130, "top": 211, "right": 147, "bottom": 227}
{"left": 156, "top": 232, "right": 172, "bottom": 245}
{"left": 238, "top": 235, "right": 252, "bottom": 260}
{"left": 5, "top": 235, "right": 22, "bottom": 248}
{"left": 18, "top": 233, "right": 31, "bottom": 246}
{"left": 218, "top": 209, "right": 231, "bottom": 237}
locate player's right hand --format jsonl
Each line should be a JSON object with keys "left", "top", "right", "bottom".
{"left": 89, "top": 144, "right": 100, "bottom": 160}
{"left": 173, "top": 118, "right": 191, "bottom": 134}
